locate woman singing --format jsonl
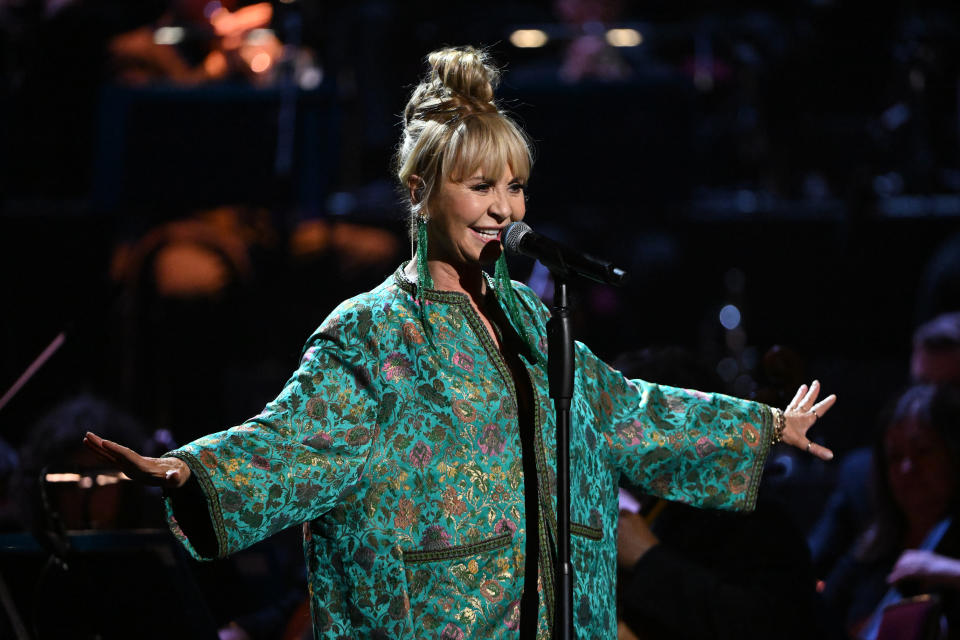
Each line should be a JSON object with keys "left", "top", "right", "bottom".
{"left": 84, "top": 46, "right": 836, "bottom": 639}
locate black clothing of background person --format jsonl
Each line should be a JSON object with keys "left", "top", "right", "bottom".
{"left": 619, "top": 493, "right": 830, "bottom": 640}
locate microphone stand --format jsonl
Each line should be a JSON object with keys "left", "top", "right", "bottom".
{"left": 503, "top": 221, "right": 627, "bottom": 639}
{"left": 547, "top": 278, "right": 574, "bottom": 640}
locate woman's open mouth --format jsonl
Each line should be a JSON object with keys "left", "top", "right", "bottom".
{"left": 469, "top": 227, "right": 501, "bottom": 243}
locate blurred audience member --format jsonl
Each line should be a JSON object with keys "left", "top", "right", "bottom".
{"left": 917, "top": 234, "right": 960, "bottom": 327}
{"left": 823, "top": 385, "right": 960, "bottom": 638}
{"left": 912, "top": 312, "right": 960, "bottom": 386}
{"left": 811, "top": 312, "right": 960, "bottom": 578}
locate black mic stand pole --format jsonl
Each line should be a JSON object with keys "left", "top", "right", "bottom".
{"left": 547, "top": 277, "right": 574, "bottom": 640}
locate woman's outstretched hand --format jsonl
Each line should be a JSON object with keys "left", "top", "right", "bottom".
{"left": 781, "top": 380, "right": 837, "bottom": 461}
{"left": 82, "top": 431, "right": 191, "bottom": 488}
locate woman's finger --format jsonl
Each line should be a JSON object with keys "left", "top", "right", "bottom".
{"left": 786, "top": 385, "right": 807, "bottom": 411}
{"left": 810, "top": 394, "right": 837, "bottom": 418}
{"left": 82, "top": 432, "right": 121, "bottom": 465}
{"left": 101, "top": 439, "right": 147, "bottom": 468}
{"left": 804, "top": 439, "right": 834, "bottom": 461}
{"left": 97, "top": 436, "right": 169, "bottom": 482}
{"left": 84, "top": 432, "right": 186, "bottom": 487}
{"left": 800, "top": 380, "right": 821, "bottom": 409}
{"left": 84, "top": 441, "right": 120, "bottom": 466}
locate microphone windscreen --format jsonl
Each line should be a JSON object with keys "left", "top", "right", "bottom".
{"left": 503, "top": 221, "right": 532, "bottom": 254}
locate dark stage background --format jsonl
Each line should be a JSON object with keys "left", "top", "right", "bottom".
{"left": 2, "top": 0, "right": 960, "bottom": 638}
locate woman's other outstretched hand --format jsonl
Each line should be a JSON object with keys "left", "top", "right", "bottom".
{"left": 82, "top": 431, "right": 191, "bottom": 488}
{"left": 782, "top": 380, "right": 837, "bottom": 461}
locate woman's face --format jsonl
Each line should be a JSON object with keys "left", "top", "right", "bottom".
{"left": 885, "top": 416, "right": 957, "bottom": 523}
{"left": 425, "top": 165, "right": 526, "bottom": 267}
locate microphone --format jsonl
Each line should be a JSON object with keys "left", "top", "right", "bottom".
{"left": 503, "top": 222, "right": 628, "bottom": 286}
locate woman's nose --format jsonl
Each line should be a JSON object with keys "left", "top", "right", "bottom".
{"left": 488, "top": 189, "right": 512, "bottom": 221}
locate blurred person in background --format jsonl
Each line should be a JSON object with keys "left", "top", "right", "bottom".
{"left": 811, "top": 311, "right": 960, "bottom": 581}
{"left": 912, "top": 312, "right": 960, "bottom": 387}
{"left": 823, "top": 384, "right": 960, "bottom": 639}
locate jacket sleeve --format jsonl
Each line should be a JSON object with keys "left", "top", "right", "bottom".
{"left": 162, "top": 302, "right": 382, "bottom": 559}
{"left": 509, "top": 280, "right": 772, "bottom": 511}
{"left": 576, "top": 341, "right": 773, "bottom": 512}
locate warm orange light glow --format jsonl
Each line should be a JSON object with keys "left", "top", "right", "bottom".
{"left": 210, "top": 3, "right": 272, "bottom": 37}
{"left": 46, "top": 473, "right": 83, "bottom": 483}
{"left": 250, "top": 52, "right": 272, "bottom": 73}
{"left": 606, "top": 28, "right": 643, "bottom": 47}
{"left": 45, "top": 472, "right": 131, "bottom": 485}
{"left": 510, "top": 29, "right": 549, "bottom": 48}
{"left": 204, "top": 50, "right": 228, "bottom": 77}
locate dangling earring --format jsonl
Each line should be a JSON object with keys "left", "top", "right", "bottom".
{"left": 416, "top": 214, "right": 434, "bottom": 340}
{"left": 494, "top": 252, "right": 546, "bottom": 367}
{"left": 416, "top": 214, "right": 433, "bottom": 291}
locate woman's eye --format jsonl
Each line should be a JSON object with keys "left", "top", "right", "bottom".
{"left": 509, "top": 183, "right": 526, "bottom": 194}
{"left": 471, "top": 183, "right": 491, "bottom": 192}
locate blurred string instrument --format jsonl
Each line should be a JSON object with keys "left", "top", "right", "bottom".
{"left": 875, "top": 595, "right": 945, "bottom": 640}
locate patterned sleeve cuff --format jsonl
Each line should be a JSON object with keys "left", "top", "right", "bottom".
{"left": 162, "top": 451, "right": 228, "bottom": 560}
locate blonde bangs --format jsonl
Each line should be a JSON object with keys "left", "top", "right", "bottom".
{"left": 442, "top": 114, "right": 532, "bottom": 184}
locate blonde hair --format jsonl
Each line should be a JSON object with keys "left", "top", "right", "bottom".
{"left": 394, "top": 46, "right": 533, "bottom": 231}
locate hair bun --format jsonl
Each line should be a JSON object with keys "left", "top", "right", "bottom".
{"left": 426, "top": 46, "right": 499, "bottom": 103}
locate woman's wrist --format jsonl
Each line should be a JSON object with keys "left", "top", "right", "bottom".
{"left": 160, "top": 455, "right": 192, "bottom": 488}
{"left": 769, "top": 406, "right": 786, "bottom": 446}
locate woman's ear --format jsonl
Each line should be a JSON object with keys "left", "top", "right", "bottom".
{"left": 408, "top": 175, "right": 424, "bottom": 204}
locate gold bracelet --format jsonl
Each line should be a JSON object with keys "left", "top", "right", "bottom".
{"left": 770, "top": 407, "right": 786, "bottom": 445}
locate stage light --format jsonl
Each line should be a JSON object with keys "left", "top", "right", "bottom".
{"left": 45, "top": 472, "right": 130, "bottom": 485}
{"left": 510, "top": 29, "right": 548, "bottom": 48}
{"left": 247, "top": 28, "right": 275, "bottom": 44}
{"left": 204, "top": 50, "right": 228, "bottom": 76}
{"left": 605, "top": 28, "right": 642, "bottom": 47}
{"left": 299, "top": 66, "right": 323, "bottom": 90}
{"left": 719, "top": 304, "right": 741, "bottom": 330}
{"left": 153, "top": 27, "right": 185, "bottom": 46}
{"left": 45, "top": 473, "right": 82, "bottom": 483}
{"left": 250, "top": 52, "right": 272, "bottom": 73}
{"left": 95, "top": 474, "right": 123, "bottom": 486}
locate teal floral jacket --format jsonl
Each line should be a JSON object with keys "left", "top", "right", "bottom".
{"left": 164, "top": 265, "right": 773, "bottom": 640}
